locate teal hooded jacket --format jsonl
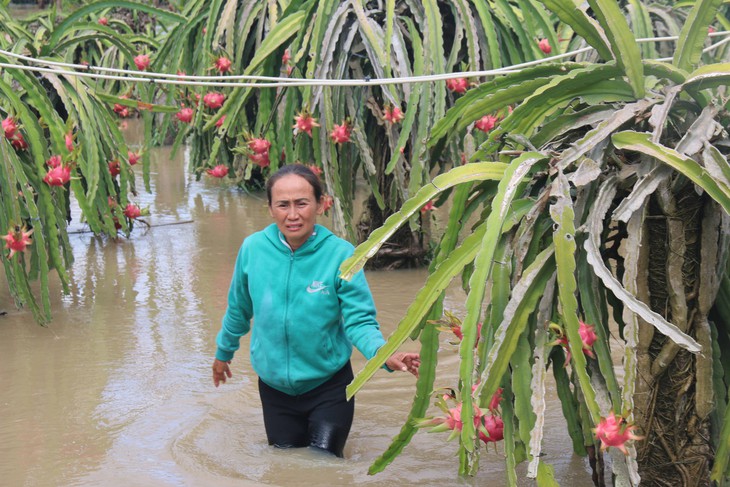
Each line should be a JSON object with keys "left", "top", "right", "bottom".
{"left": 215, "top": 223, "right": 386, "bottom": 396}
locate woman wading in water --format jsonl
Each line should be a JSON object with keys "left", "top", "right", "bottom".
{"left": 212, "top": 163, "right": 420, "bottom": 458}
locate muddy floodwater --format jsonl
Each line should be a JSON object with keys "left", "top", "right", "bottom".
{"left": 0, "top": 124, "right": 592, "bottom": 486}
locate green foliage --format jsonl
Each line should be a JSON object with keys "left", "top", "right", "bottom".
{"left": 0, "top": 1, "right": 176, "bottom": 322}
{"left": 673, "top": 0, "right": 727, "bottom": 70}
{"left": 151, "top": 0, "right": 565, "bottom": 237}
{"left": 339, "top": 1, "right": 730, "bottom": 484}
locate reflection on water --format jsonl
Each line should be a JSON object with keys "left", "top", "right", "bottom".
{"left": 0, "top": 122, "right": 591, "bottom": 486}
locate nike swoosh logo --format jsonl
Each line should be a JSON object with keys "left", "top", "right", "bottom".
{"left": 306, "top": 284, "right": 328, "bottom": 293}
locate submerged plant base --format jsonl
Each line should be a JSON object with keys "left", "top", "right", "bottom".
{"left": 357, "top": 194, "right": 428, "bottom": 270}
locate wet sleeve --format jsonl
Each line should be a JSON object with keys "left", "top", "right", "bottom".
{"left": 337, "top": 269, "right": 386, "bottom": 360}
{"left": 216, "top": 244, "right": 253, "bottom": 362}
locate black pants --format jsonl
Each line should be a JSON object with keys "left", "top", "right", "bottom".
{"left": 258, "top": 362, "right": 354, "bottom": 458}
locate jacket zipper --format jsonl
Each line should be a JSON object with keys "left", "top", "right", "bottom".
{"left": 283, "top": 250, "right": 294, "bottom": 392}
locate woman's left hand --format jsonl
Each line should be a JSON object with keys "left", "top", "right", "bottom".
{"left": 385, "top": 352, "right": 421, "bottom": 377}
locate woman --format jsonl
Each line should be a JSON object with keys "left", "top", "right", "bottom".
{"left": 212, "top": 163, "right": 420, "bottom": 458}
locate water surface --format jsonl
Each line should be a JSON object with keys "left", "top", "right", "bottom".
{"left": 0, "top": 124, "right": 591, "bottom": 486}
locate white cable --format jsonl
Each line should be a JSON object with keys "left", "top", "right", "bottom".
{"left": 654, "top": 33, "right": 730, "bottom": 62}
{"left": 0, "top": 46, "right": 579, "bottom": 85}
{"left": 0, "top": 41, "right": 594, "bottom": 83}
{"left": 0, "top": 61, "right": 152, "bottom": 83}
{"left": 0, "top": 60, "right": 524, "bottom": 87}
{"left": 0, "top": 31, "right": 728, "bottom": 88}
{"left": 6, "top": 32, "right": 727, "bottom": 83}
{"left": 703, "top": 33, "right": 730, "bottom": 53}
{"left": 0, "top": 48, "right": 297, "bottom": 82}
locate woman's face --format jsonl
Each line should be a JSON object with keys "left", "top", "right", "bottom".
{"left": 268, "top": 174, "right": 323, "bottom": 250}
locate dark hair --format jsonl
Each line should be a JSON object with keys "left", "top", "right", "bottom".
{"left": 266, "top": 164, "right": 323, "bottom": 205}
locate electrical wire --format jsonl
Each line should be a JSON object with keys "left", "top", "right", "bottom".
{"left": 0, "top": 32, "right": 728, "bottom": 89}
{"left": 653, "top": 31, "right": 730, "bottom": 62}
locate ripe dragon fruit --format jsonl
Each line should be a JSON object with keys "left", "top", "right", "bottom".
{"left": 214, "top": 56, "right": 232, "bottom": 74}
{"left": 134, "top": 54, "right": 150, "bottom": 71}
{"left": 330, "top": 122, "right": 352, "bottom": 144}
{"left": 475, "top": 115, "right": 498, "bottom": 133}
{"left": 421, "top": 200, "right": 436, "bottom": 213}
{"left": 46, "top": 155, "right": 62, "bottom": 168}
{"left": 249, "top": 152, "right": 270, "bottom": 168}
{"left": 123, "top": 204, "right": 142, "bottom": 219}
{"left": 176, "top": 107, "right": 194, "bottom": 123}
{"left": 539, "top": 38, "right": 552, "bottom": 54}
{"left": 2, "top": 225, "right": 33, "bottom": 258}
{"left": 488, "top": 387, "right": 503, "bottom": 413}
{"left": 446, "top": 78, "right": 469, "bottom": 94}
{"left": 206, "top": 165, "right": 229, "bottom": 178}
{"left": 479, "top": 414, "right": 505, "bottom": 443}
{"left": 65, "top": 132, "right": 74, "bottom": 152}
{"left": 128, "top": 151, "right": 141, "bottom": 166}
{"left": 321, "top": 195, "right": 334, "bottom": 213}
{"left": 203, "top": 92, "right": 225, "bottom": 110}
{"left": 10, "top": 134, "right": 28, "bottom": 150}
{"left": 281, "top": 49, "right": 293, "bottom": 75}
{"left": 594, "top": 412, "right": 643, "bottom": 455}
{"left": 383, "top": 105, "right": 405, "bottom": 124}
{"left": 248, "top": 138, "right": 271, "bottom": 155}
{"left": 551, "top": 320, "right": 599, "bottom": 364}
{"left": 2, "top": 116, "right": 18, "bottom": 139}
{"left": 108, "top": 160, "right": 121, "bottom": 177}
{"left": 293, "top": 111, "right": 320, "bottom": 137}
{"left": 579, "top": 321, "right": 598, "bottom": 350}
{"left": 417, "top": 382, "right": 506, "bottom": 448}
{"left": 43, "top": 166, "right": 71, "bottom": 186}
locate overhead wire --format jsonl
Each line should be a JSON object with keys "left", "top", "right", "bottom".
{"left": 0, "top": 32, "right": 728, "bottom": 88}
{"left": 653, "top": 31, "right": 730, "bottom": 62}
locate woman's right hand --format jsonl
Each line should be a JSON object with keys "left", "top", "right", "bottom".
{"left": 385, "top": 352, "right": 421, "bottom": 377}
{"left": 212, "top": 359, "right": 232, "bottom": 387}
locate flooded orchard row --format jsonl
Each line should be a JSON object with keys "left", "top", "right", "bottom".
{"left": 0, "top": 129, "right": 591, "bottom": 486}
